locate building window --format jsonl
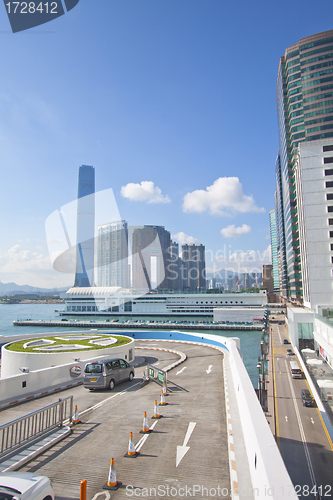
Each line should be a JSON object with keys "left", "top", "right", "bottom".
{"left": 331, "top": 243, "right": 333, "bottom": 251}
{"left": 324, "top": 145, "right": 333, "bottom": 152}
{"left": 324, "top": 157, "right": 333, "bottom": 164}
{"left": 330, "top": 231, "right": 333, "bottom": 237}
{"left": 331, "top": 256, "right": 333, "bottom": 264}
{"left": 329, "top": 219, "right": 333, "bottom": 225}
{"left": 326, "top": 181, "right": 333, "bottom": 188}
{"left": 328, "top": 207, "right": 333, "bottom": 212}
{"left": 327, "top": 193, "right": 333, "bottom": 200}
{"left": 325, "top": 169, "right": 333, "bottom": 176}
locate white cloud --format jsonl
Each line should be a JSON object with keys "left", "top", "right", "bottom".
{"left": 0, "top": 245, "right": 73, "bottom": 288}
{"left": 182, "top": 177, "right": 264, "bottom": 216}
{"left": 120, "top": 181, "right": 171, "bottom": 204}
{"left": 172, "top": 232, "right": 199, "bottom": 246}
{"left": 220, "top": 224, "right": 251, "bottom": 239}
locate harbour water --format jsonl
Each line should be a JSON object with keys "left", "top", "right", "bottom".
{"left": 0, "top": 304, "right": 262, "bottom": 386}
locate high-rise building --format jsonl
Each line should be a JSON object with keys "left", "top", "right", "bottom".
{"left": 131, "top": 226, "right": 171, "bottom": 291}
{"left": 269, "top": 210, "right": 280, "bottom": 292}
{"left": 275, "top": 30, "right": 333, "bottom": 302}
{"left": 74, "top": 165, "right": 95, "bottom": 287}
{"left": 295, "top": 139, "right": 333, "bottom": 310}
{"left": 181, "top": 244, "right": 206, "bottom": 291}
{"left": 96, "top": 220, "right": 129, "bottom": 288}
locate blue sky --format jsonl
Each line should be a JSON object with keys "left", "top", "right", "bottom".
{"left": 0, "top": 0, "right": 333, "bottom": 288}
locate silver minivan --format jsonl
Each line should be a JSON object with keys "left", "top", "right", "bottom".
{"left": 83, "top": 358, "right": 134, "bottom": 390}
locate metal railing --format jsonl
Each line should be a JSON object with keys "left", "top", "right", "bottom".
{"left": 0, "top": 396, "right": 74, "bottom": 460}
{"left": 147, "top": 364, "right": 168, "bottom": 390}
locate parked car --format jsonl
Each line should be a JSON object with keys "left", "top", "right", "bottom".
{"left": 0, "top": 472, "right": 54, "bottom": 500}
{"left": 287, "top": 349, "right": 294, "bottom": 356}
{"left": 84, "top": 358, "right": 134, "bottom": 390}
{"left": 283, "top": 339, "right": 291, "bottom": 344}
{"left": 301, "top": 389, "right": 315, "bottom": 407}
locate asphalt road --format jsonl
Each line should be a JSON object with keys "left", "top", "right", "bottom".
{"left": 8, "top": 341, "right": 230, "bottom": 500}
{"left": 272, "top": 324, "right": 333, "bottom": 500}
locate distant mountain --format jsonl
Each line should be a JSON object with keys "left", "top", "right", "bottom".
{"left": 0, "top": 281, "right": 70, "bottom": 295}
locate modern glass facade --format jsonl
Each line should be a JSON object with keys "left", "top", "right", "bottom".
{"left": 96, "top": 220, "right": 129, "bottom": 288}
{"left": 276, "top": 30, "right": 333, "bottom": 302}
{"left": 74, "top": 165, "right": 95, "bottom": 287}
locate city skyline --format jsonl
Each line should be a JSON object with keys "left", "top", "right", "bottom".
{"left": 1, "top": 1, "right": 333, "bottom": 287}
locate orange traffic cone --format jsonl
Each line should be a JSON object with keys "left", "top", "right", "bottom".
{"left": 162, "top": 381, "right": 168, "bottom": 396}
{"left": 124, "top": 431, "right": 139, "bottom": 457}
{"left": 152, "top": 399, "right": 162, "bottom": 419}
{"left": 103, "top": 458, "right": 121, "bottom": 490}
{"left": 73, "top": 405, "right": 80, "bottom": 424}
{"left": 140, "top": 411, "right": 152, "bottom": 434}
{"left": 159, "top": 389, "right": 168, "bottom": 406}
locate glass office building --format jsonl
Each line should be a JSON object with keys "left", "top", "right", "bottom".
{"left": 276, "top": 30, "right": 333, "bottom": 302}
{"left": 74, "top": 165, "right": 95, "bottom": 287}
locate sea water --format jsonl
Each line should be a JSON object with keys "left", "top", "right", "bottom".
{"left": 0, "top": 304, "right": 261, "bottom": 386}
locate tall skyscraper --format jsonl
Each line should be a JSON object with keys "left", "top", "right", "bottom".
{"left": 181, "top": 243, "right": 206, "bottom": 291}
{"left": 96, "top": 220, "right": 129, "bottom": 288}
{"left": 131, "top": 226, "right": 171, "bottom": 291}
{"left": 74, "top": 165, "right": 95, "bottom": 287}
{"left": 275, "top": 30, "right": 333, "bottom": 302}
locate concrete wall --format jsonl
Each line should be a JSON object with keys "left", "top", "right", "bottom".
{"left": 0, "top": 352, "right": 125, "bottom": 408}
{"left": 1, "top": 335, "right": 134, "bottom": 378}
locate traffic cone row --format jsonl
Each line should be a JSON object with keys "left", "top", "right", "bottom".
{"left": 103, "top": 395, "right": 168, "bottom": 489}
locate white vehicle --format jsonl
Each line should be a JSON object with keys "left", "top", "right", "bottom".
{"left": 0, "top": 472, "right": 54, "bottom": 500}
{"left": 290, "top": 360, "right": 303, "bottom": 379}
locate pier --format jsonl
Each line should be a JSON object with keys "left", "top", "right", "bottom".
{"left": 12, "top": 319, "right": 262, "bottom": 330}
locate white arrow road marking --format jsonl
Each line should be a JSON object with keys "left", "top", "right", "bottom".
{"left": 311, "top": 418, "right": 314, "bottom": 424}
{"left": 91, "top": 492, "right": 111, "bottom": 500}
{"left": 176, "top": 422, "right": 196, "bottom": 467}
{"left": 206, "top": 365, "right": 213, "bottom": 374}
{"left": 285, "top": 416, "right": 288, "bottom": 422}
{"left": 176, "top": 367, "right": 187, "bottom": 375}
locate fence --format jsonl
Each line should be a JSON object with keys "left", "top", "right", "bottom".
{"left": 0, "top": 396, "right": 74, "bottom": 460}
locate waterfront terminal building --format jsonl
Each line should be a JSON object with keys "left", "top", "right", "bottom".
{"left": 62, "top": 287, "right": 267, "bottom": 320}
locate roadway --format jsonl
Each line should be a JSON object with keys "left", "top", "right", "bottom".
{"left": 2, "top": 341, "right": 232, "bottom": 500}
{"left": 271, "top": 323, "right": 333, "bottom": 499}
